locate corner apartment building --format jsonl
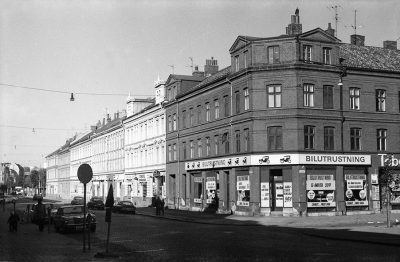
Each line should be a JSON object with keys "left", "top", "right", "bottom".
{"left": 165, "top": 9, "right": 400, "bottom": 216}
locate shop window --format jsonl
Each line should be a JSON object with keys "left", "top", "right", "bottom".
{"left": 306, "top": 174, "right": 336, "bottom": 208}
{"left": 344, "top": 174, "right": 368, "bottom": 208}
{"left": 350, "top": 128, "right": 362, "bottom": 151}
{"left": 193, "top": 176, "right": 203, "bottom": 203}
{"left": 206, "top": 177, "right": 218, "bottom": 205}
{"left": 377, "top": 129, "right": 387, "bottom": 151}
{"left": 236, "top": 175, "right": 250, "bottom": 206}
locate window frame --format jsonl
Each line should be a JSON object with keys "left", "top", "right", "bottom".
{"left": 350, "top": 128, "right": 362, "bottom": 151}
{"left": 324, "top": 126, "right": 335, "bottom": 150}
{"left": 349, "top": 87, "right": 360, "bottom": 110}
{"left": 323, "top": 47, "right": 332, "bottom": 65}
{"left": 376, "top": 89, "right": 386, "bottom": 112}
{"left": 205, "top": 102, "right": 210, "bottom": 122}
{"left": 268, "top": 46, "right": 280, "bottom": 64}
{"left": 235, "top": 130, "right": 241, "bottom": 153}
{"left": 304, "top": 125, "right": 315, "bottom": 150}
{"left": 267, "top": 126, "right": 283, "bottom": 150}
{"left": 244, "top": 88, "right": 249, "bottom": 111}
{"left": 303, "top": 84, "right": 314, "bottom": 107}
{"left": 197, "top": 139, "right": 202, "bottom": 158}
{"left": 377, "top": 129, "right": 387, "bottom": 151}
{"left": 323, "top": 85, "right": 334, "bottom": 109}
{"left": 267, "top": 85, "right": 282, "bottom": 108}
{"left": 214, "top": 99, "right": 220, "bottom": 119}
{"left": 303, "top": 45, "right": 312, "bottom": 62}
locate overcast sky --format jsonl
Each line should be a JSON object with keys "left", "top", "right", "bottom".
{"left": 0, "top": 0, "right": 399, "bottom": 168}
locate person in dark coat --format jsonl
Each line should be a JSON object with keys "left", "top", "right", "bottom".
{"left": 7, "top": 211, "right": 20, "bottom": 232}
{"left": 155, "top": 196, "right": 161, "bottom": 216}
{"left": 161, "top": 198, "right": 165, "bottom": 216}
{"left": 35, "top": 198, "right": 46, "bottom": 232}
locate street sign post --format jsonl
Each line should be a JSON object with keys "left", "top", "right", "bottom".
{"left": 77, "top": 163, "right": 93, "bottom": 253}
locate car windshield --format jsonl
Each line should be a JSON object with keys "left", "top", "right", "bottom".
{"left": 74, "top": 197, "right": 83, "bottom": 200}
{"left": 121, "top": 201, "right": 133, "bottom": 206}
{"left": 63, "top": 206, "right": 83, "bottom": 214}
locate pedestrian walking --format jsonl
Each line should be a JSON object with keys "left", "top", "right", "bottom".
{"left": 7, "top": 211, "right": 20, "bottom": 232}
{"left": 35, "top": 197, "right": 46, "bottom": 232}
{"left": 155, "top": 196, "right": 161, "bottom": 216}
{"left": 161, "top": 198, "right": 165, "bottom": 216}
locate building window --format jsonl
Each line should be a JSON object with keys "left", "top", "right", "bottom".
{"left": 304, "top": 125, "right": 315, "bottom": 150}
{"left": 173, "top": 114, "right": 177, "bottom": 131}
{"left": 173, "top": 144, "right": 177, "bottom": 160}
{"left": 168, "top": 115, "right": 172, "bottom": 132}
{"left": 222, "top": 132, "right": 229, "bottom": 154}
{"left": 376, "top": 89, "right": 386, "bottom": 112}
{"left": 235, "top": 55, "right": 239, "bottom": 72}
{"left": 190, "top": 140, "right": 194, "bottom": 158}
{"left": 197, "top": 105, "right": 202, "bottom": 124}
{"left": 303, "top": 84, "right": 314, "bottom": 107}
{"left": 268, "top": 126, "right": 282, "bottom": 150}
{"left": 244, "top": 88, "right": 249, "bottom": 111}
{"left": 183, "top": 142, "right": 187, "bottom": 160}
{"left": 206, "top": 102, "right": 210, "bottom": 122}
{"left": 214, "top": 135, "right": 219, "bottom": 155}
{"left": 244, "top": 128, "right": 249, "bottom": 152}
{"left": 350, "top": 128, "right": 362, "bottom": 151}
{"left": 235, "top": 91, "right": 240, "bottom": 114}
{"left": 244, "top": 51, "right": 248, "bottom": 68}
{"left": 189, "top": 107, "right": 194, "bottom": 126}
{"left": 349, "top": 87, "right": 360, "bottom": 110}
{"left": 323, "top": 47, "right": 331, "bottom": 64}
{"left": 323, "top": 85, "right": 333, "bottom": 109}
{"left": 303, "top": 45, "right": 312, "bottom": 62}
{"left": 324, "top": 126, "right": 335, "bottom": 150}
{"left": 268, "top": 46, "right": 280, "bottom": 63}
{"left": 197, "top": 139, "right": 202, "bottom": 158}
{"left": 235, "top": 131, "right": 241, "bottom": 153}
{"left": 182, "top": 110, "right": 186, "bottom": 128}
{"left": 168, "top": 145, "right": 172, "bottom": 161}
{"left": 206, "top": 137, "right": 211, "bottom": 156}
{"left": 224, "top": 95, "right": 230, "bottom": 117}
{"left": 214, "top": 99, "right": 220, "bottom": 119}
{"left": 267, "top": 85, "right": 281, "bottom": 108}
{"left": 377, "top": 129, "right": 387, "bottom": 151}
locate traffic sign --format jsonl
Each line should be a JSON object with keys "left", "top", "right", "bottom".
{"left": 77, "top": 164, "right": 93, "bottom": 184}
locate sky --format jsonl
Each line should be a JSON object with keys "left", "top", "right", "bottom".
{"left": 0, "top": 0, "right": 399, "bottom": 168}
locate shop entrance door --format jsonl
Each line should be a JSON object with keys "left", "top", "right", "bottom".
{"left": 271, "top": 170, "right": 283, "bottom": 211}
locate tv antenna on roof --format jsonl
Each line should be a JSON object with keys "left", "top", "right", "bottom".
{"left": 327, "top": 5, "right": 342, "bottom": 37}
{"left": 187, "top": 57, "right": 194, "bottom": 73}
{"left": 168, "top": 65, "right": 175, "bottom": 74}
{"left": 345, "top": 9, "right": 364, "bottom": 35}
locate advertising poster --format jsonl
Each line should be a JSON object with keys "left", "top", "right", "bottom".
{"left": 237, "top": 175, "right": 250, "bottom": 206}
{"left": 283, "top": 182, "right": 293, "bottom": 207}
{"left": 260, "top": 182, "right": 270, "bottom": 207}
{"left": 306, "top": 174, "right": 336, "bottom": 207}
{"left": 345, "top": 174, "right": 368, "bottom": 206}
{"left": 390, "top": 174, "right": 400, "bottom": 205}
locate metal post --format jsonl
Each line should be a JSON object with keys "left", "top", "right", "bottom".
{"left": 83, "top": 183, "right": 86, "bottom": 252}
{"left": 88, "top": 214, "right": 91, "bottom": 250}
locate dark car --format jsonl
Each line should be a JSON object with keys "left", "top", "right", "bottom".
{"left": 53, "top": 205, "right": 96, "bottom": 233}
{"left": 30, "top": 203, "right": 58, "bottom": 224}
{"left": 71, "top": 196, "right": 84, "bottom": 205}
{"left": 87, "top": 197, "right": 105, "bottom": 210}
{"left": 112, "top": 201, "right": 136, "bottom": 214}
{"left": 33, "top": 193, "right": 43, "bottom": 201}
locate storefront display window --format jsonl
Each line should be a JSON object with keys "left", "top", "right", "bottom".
{"left": 237, "top": 175, "right": 250, "bottom": 206}
{"left": 344, "top": 174, "right": 368, "bottom": 206}
{"left": 390, "top": 174, "right": 400, "bottom": 209}
{"left": 306, "top": 174, "right": 336, "bottom": 208}
{"left": 193, "top": 177, "right": 203, "bottom": 203}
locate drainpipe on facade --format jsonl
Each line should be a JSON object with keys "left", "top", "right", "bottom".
{"left": 226, "top": 77, "right": 233, "bottom": 213}
{"left": 177, "top": 99, "right": 180, "bottom": 210}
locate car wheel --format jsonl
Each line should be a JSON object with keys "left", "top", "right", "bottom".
{"left": 90, "top": 225, "right": 96, "bottom": 232}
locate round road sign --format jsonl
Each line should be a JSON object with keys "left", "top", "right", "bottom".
{"left": 77, "top": 163, "right": 93, "bottom": 184}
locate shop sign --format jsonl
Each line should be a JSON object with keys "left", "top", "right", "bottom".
{"left": 307, "top": 202, "right": 336, "bottom": 207}
{"left": 194, "top": 198, "right": 202, "bottom": 203}
{"left": 194, "top": 177, "right": 203, "bottom": 183}
{"left": 236, "top": 176, "right": 250, "bottom": 190}
{"left": 185, "top": 156, "right": 249, "bottom": 170}
{"left": 378, "top": 154, "right": 400, "bottom": 167}
{"left": 371, "top": 174, "right": 378, "bottom": 185}
{"left": 206, "top": 177, "right": 216, "bottom": 190}
{"left": 260, "top": 182, "right": 270, "bottom": 207}
{"left": 252, "top": 154, "right": 371, "bottom": 166}
{"left": 345, "top": 174, "right": 368, "bottom": 206}
{"left": 306, "top": 175, "right": 335, "bottom": 190}
{"left": 283, "top": 182, "right": 293, "bottom": 207}
{"left": 237, "top": 201, "right": 249, "bottom": 206}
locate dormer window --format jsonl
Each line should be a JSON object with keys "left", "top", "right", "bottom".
{"left": 303, "top": 45, "right": 312, "bottom": 62}
{"left": 234, "top": 55, "right": 239, "bottom": 72}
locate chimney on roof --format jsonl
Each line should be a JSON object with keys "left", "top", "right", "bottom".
{"left": 286, "top": 8, "right": 302, "bottom": 36}
{"left": 192, "top": 65, "right": 204, "bottom": 77}
{"left": 325, "top": 23, "right": 335, "bottom": 37}
{"left": 91, "top": 125, "right": 97, "bottom": 131}
{"left": 97, "top": 120, "right": 101, "bottom": 128}
{"left": 383, "top": 40, "right": 397, "bottom": 50}
{"left": 350, "top": 34, "right": 365, "bottom": 46}
{"left": 102, "top": 118, "right": 105, "bottom": 126}
{"left": 204, "top": 57, "right": 219, "bottom": 76}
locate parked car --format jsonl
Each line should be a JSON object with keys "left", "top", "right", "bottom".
{"left": 87, "top": 197, "right": 105, "bottom": 210}
{"left": 30, "top": 203, "right": 58, "bottom": 224}
{"left": 71, "top": 196, "right": 84, "bottom": 205}
{"left": 112, "top": 201, "right": 136, "bottom": 214}
{"left": 53, "top": 205, "right": 96, "bottom": 233}
{"left": 5, "top": 195, "right": 17, "bottom": 203}
{"left": 33, "top": 193, "right": 43, "bottom": 201}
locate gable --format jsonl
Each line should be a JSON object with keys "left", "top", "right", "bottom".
{"left": 299, "top": 28, "right": 341, "bottom": 43}
{"left": 229, "top": 36, "right": 251, "bottom": 53}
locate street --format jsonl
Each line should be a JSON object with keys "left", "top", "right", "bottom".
{"left": 0, "top": 199, "right": 399, "bottom": 261}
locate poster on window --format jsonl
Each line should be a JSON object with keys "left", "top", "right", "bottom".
{"left": 237, "top": 175, "right": 250, "bottom": 206}
{"left": 283, "top": 182, "right": 293, "bottom": 207}
{"left": 306, "top": 174, "right": 336, "bottom": 207}
{"left": 260, "top": 182, "right": 270, "bottom": 207}
{"left": 390, "top": 174, "right": 400, "bottom": 204}
{"left": 206, "top": 177, "right": 216, "bottom": 203}
{"left": 345, "top": 174, "right": 368, "bottom": 206}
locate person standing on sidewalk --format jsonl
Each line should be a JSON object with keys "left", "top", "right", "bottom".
{"left": 161, "top": 198, "right": 165, "bottom": 216}
{"left": 155, "top": 196, "right": 161, "bottom": 216}
{"left": 7, "top": 211, "right": 20, "bottom": 232}
{"left": 35, "top": 197, "right": 46, "bottom": 232}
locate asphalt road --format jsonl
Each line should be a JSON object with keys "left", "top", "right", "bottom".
{"left": 1, "top": 199, "right": 400, "bottom": 261}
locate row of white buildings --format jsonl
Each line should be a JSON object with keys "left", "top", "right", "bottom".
{"left": 45, "top": 79, "right": 167, "bottom": 206}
